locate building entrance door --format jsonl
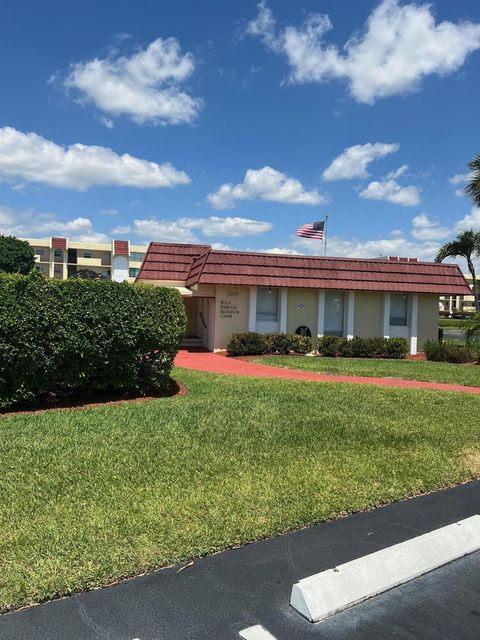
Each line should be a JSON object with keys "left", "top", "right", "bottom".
{"left": 182, "top": 297, "right": 214, "bottom": 350}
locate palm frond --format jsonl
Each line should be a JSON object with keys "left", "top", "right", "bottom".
{"left": 466, "top": 154, "right": 480, "bottom": 207}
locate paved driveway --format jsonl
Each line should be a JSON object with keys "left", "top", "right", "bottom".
{"left": 175, "top": 349, "right": 480, "bottom": 394}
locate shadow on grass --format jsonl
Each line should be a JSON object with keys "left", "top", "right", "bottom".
{"left": 0, "top": 378, "right": 188, "bottom": 417}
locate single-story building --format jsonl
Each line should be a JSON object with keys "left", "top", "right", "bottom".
{"left": 136, "top": 242, "right": 471, "bottom": 354}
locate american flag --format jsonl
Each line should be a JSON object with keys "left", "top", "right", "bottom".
{"left": 296, "top": 220, "right": 325, "bottom": 240}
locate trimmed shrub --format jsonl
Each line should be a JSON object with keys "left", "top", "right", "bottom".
{"left": 385, "top": 338, "right": 409, "bottom": 359}
{"left": 316, "top": 336, "right": 352, "bottom": 357}
{"left": 265, "top": 332, "right": 292, "bottom": 355}
{"left": 265, "top": 332, "right": 313, "bottom": 355}
{"left": 289, "top": 334, "right": 312, "bottom": 355}
{"left": 0, "top": 272, "right": 186, "bottom": 410}
{"left": 227, "top": 332, "right": 312, "bottom": 356}
{"left": 316, "top": 335, "right": 408, "bottom": 359}
{"left": 227, "top": 332, "right": 268, "bottom": 356}
{"left": 423, "top": 340, "right": 474, "bottom": 364}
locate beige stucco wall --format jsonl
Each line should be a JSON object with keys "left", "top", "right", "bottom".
{"left": 354, "top": 292, "right": 383, "bottom": 338}
{"left": 192, "top": 284, "right": 215, "bottom": 297}
{"left": 208, "top": 286, "right": 439, "bottom": 352}
{"left": 213, "top": 285, "right": 250, "bottom": 350}
{"left": 418, "top": 294, "right": 439, "bottom": 351}
{"left": 286, "top": 289, "right": 318, "bottom": 335}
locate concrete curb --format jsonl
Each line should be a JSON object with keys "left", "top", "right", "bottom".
{"left": 290, "top": 514, "right": 480, "bottom": 623}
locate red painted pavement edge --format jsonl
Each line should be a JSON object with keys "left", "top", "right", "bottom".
{"left": 175, "top": 350, "right": 480, "bottom": 395}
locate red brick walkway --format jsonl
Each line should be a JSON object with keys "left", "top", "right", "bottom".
{"left": 175, "top": 350, "right": 480, "bottom": 395}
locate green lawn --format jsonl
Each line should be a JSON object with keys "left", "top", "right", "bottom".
{"left": 254, "top": 356, "right": 480, "bottom": 387}
{"left": 1, "top": 368, "right": 480, "bottom": 611}
{"left": 439, "top": 318, "right": 467, "bottom": 328}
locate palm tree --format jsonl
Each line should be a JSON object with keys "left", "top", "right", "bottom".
{"left": 465, "top": 155, "right": 480, "bottom": 207}
{"left": 435, "top": 230, "right": 480, "bottom": 311}
{"left": 464, "top": 313, "right": 480, "bottom": 351}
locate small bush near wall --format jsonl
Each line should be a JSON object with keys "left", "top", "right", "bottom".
{"left": 227, "top": 332, "right": 312, "bottom": 356}
{"left": 265, "top": 333, "right": 312, "bottom": 355}
{"left": 0, "top": 272, "right": 186, "bottom": 410}
{"left": 423, "top": 340, "right": 475, "bottom": 364}
{"left": 317, "top": 336, "right": 409, "bottom": 359}
{"left": 227, "top": 332, "right": 268, "bottom": 356}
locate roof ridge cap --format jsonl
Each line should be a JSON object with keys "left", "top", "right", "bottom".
{"left": 185, "top": 247, "right": 212, "bottom": 287}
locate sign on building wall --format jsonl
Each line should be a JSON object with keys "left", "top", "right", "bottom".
{"left": 220, "top": 290, "right": 241, "bottom": 319}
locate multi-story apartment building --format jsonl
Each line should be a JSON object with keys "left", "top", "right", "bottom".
{"left": 22, "top": 237, "right": 148, "bottom": 283}
{"left": 439, "top": 273, "right": 476, "bottom": 315}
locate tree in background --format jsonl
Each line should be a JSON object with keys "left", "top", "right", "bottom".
{"left": 465, "top": 155, "right": 480, "bottom": 207}
{"left": 75, "top": 268, "right": 105, "bottom": 280}
{"left": 0, "top": 235, "right": 35, "bottom": 274}
{"left": 435, "top": 230, "right": 480, "bottom": 311}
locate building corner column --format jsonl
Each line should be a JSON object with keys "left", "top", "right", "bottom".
{"left": 280, "top": 289, "right": 288, "bottom": 333}
{"left": 347, "top": 291, "right": 355, "bottom": 340}
{"left": 248, "top": 286, "right": 257, "bottom": 332}
{"left": 383, "top": 293, "right": 391, "bottom": 339}
{"left": 317, "top": 290, "right": 325, "bottom": 338}
{"left": 410, "top": 293, "right": 419, "bottom": 355}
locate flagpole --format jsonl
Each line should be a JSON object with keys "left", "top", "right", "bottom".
{"left": 324, "top": 215, "right": 328, "bottom": 257}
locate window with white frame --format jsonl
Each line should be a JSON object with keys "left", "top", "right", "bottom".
{"left": 324, "top": 291, "right": 345, "bottom": 336}
{"left": 256, "top": 287, "right": 279, "bottom": 330}
{"left": 390, "top": 294, "right": 408, "bottom": 326}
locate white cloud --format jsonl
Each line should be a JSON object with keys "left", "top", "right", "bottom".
{"left": 100, "top": 208, "right": 120, "bottom": 216}
{"left": 130, "top": 219, "right": 198, "bottom": 243}
{"left": 64, "top": 37, "right": 202, "bottom": 125}
{"left": 322, "top": 143, "right": 399, "bottom": 181}
{"left": 260, "top": 246, "right": 302, "bottom": 255}
{"left": 0, "top": 206, "right": 109, "bottom": 243}
{"left": 99, "top": 116, "right": 114, "bottom": 129}
{"left": 411, "top": 213, "right": 449, "bottom": 240}
{"left": 449, "top": 172, "right": 474, "bottom": 197}
{"left": 186, "top": 216, "right": 273, "bottom": 237}
{"left": 386, "top": 164, "right": 409, "bottom": 180}
{"left": 294, "top": 233, "right": 440, "bottom": 261}
{"left": 247, "top": 0, "right": 480, "bottom": 104}
{"left": 110, "top": 224, "right": 132, "bottom": 235}
{"left": 454, "top": 206, "right": 480, "bottom": 232}
{"left": 0, "top": 127, "right": 190, "bottom": 190}
{"left": 359, "top": 179, "right": 420, "bottom": 206}
{"left": 211, "top": 242, "right": 232, "bottom": 251}
{"left": 207, "top": 166, "right": 327, "bottom": 209}
{"left": 129, "top": 215, "right": 273, "bottom": 242}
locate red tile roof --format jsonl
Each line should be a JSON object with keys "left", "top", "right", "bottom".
{"left": 137, "top": 242, "right": 211, "bottom": 281}
{"left": 138, "top": 242, "right": 471, "bottom": 295}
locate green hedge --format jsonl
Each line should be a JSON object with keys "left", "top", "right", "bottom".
{"left": 0, "top": 272, "right": 186, "bottom": 410}
{"left": 227, "top": 332, "right": 312, "bottom": 356}
{"left": 226, "top": 332, "right": 407, "bottom": 359}
{"left": 316, "top": 335, "right": 408, "bottom": 359}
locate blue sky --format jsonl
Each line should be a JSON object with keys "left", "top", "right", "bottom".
{"left": 1, "top": 0, "right": 480, "bottom": 260}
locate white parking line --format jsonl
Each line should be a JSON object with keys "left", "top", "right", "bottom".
{"left": 239, "top": 624, "right": 278, "bottom": 639}
{"left": 291, "top": 514, "right": 480, "bottom": 623}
